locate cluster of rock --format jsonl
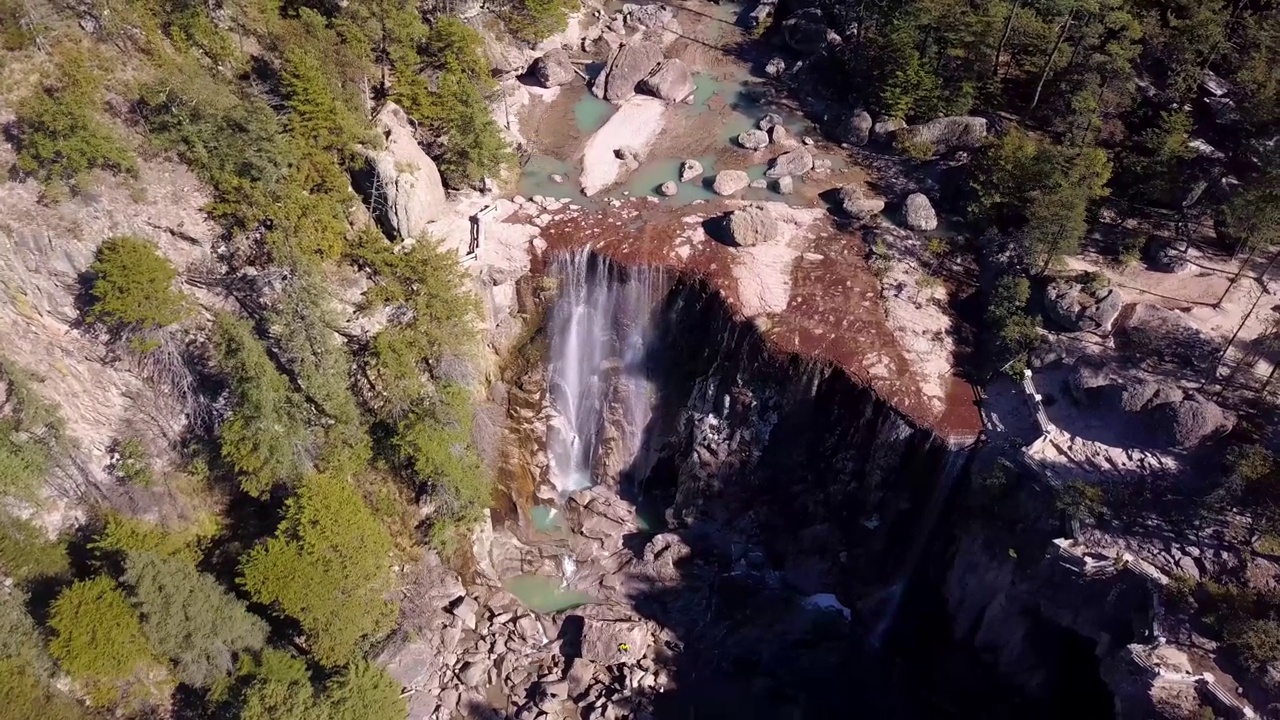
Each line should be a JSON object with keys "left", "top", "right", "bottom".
{"left": 511, "top": 194, "right": 581, "bottom": 227}
{"left": 737, "top": 113, "right": 799, "bottom": 151}
{"left": 1045, "top": 275, "right": 1124, "bottom": 334}
{"left": 578, "top": 2, "right": 681, "bottom": 55}
{"left": 590, "top": 40, "right": 694, "bottom": 103}
{"left": 1068, "top": 357, "right": 1235, "bottom": 448}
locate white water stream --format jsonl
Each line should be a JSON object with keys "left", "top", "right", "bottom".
{"left": 545, "top": 250, "right": 666, "bottom": 494}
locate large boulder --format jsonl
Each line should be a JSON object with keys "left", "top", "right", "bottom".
{"left": 727, "top": 204, "right": 779, "bottom": 247}
{"left": 837, "top": 184, "right": 884, "bottom": 220}
{"left": 591, "top": 41, "right": 664, "bottom": 102}
{"left": 580, "top": 612, "right": 650, "bottom": 665}
{"left": 747, "top": 0, "right": 778, "bottom": 28}
{"left": 737, "top": 129, "right": 770, "bottom": 150}
{"left": 623, "top": 2, "right": 677, "bottom": 31}
{"left": 830, "top": 109, "right": 873, "bottom": 146}
{"left": 530, "top": 49, "right": 575, "bottom": 88}
{"left": 766, "top": 149, "right": 813, "bottom": 177}
{"left": 679, "top": 159, "right": 703, "bottom": 182}
{"left": 903, "top": 192, "right": 938, "bottom": 231}
{"left": 356, "top": 103, "right": 446, "bottom": 241}
{"left": 872, "top": 117, "right": 906, "bottom": 141}
{"left": 1156, "top": 393, "right": 1235, "bottom": 448}
{"left": 783, "top": 8, "right": 828, "bottom": 54}
{"left": 1045, "top": 276, "right": 1123, "bottom": 333}
{"left": 897, "top": 116, "right": 988, "bottom": 153}
{"left": 712, "top": 170, "right": 751, "bottom": 196}
{"left": 640, "top": 58, "right": 695, "bottom": 102}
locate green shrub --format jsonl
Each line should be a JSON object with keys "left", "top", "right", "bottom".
{"left": 352, "top": 233, "right": 480, "bottom": 406}
{"left": 108, "top": 436, "right": 155, "bottom": 486}
{"left": 91, "top": 512, "right": 218, "bottom": 565}
{"left": 1057, "top": 480, "right": 1106, "bottom": 519}
{"left": 896, "top": 135, "right": 935, "bottom": 160}
{"left": 266, "top": 266, "right": 371, "bottom": 477}
{"left": 48, "top": 577, "right": 159, "bottom": 702}
{"left": 86, "top": 236, "right": 187, "bottom": 349}
{"left": 395, "top": 384, "right": 490, "bottom": 520}
{"left": 238, "top": 474, "right": 396, "bottom": 666}
{"left": 393, "top": 18, "right": 513, "bottom": 187}
{"left": 1081, "top": 270, "right": 1110, "bottom": 293}
{"left": 0, "top": 0, "right": 38, "bottom": 51}
{"left": 212, "top": 313, "right": 310, "bottom": 498}
{"left": 0, "top": 514, "right": 70, "bottom": 584}
{"left": 0, "top": 359, "right": 64, "bottom": 499}
{"left": 123, "top": 552, "right": 268, "bottom": 688}
{"left": 11, "top": 45, "right": 136, "bottom": 195}
{"left": 0, "top": 658, "right": 88, "bottom": 720}
{"left": 1229, "top": 617, "right": 1280, "bottom": 671}
{"left": 324, "top": 661, "right": 406, "bottom": 720}
{"left": 0, "top": 588, "right": 53, "bottom": 672}
{"left": 498, "top": 0, "right": 576, "bottom": 44}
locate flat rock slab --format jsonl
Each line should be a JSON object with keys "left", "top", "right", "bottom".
{"left": 580, "top": 96, "right": 669, "bottom": 196}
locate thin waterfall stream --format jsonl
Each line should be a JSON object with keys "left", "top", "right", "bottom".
{"left": 544, "top": 250, "right": 667, "bottom": 495}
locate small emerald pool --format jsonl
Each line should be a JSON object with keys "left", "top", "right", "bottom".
{"left": 503, "top": 574, "right": 594, "bottom": 613}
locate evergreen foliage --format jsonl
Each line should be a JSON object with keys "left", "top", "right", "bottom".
{"left": 47, "top": 577, "right": 158, "bottom": 701}
{"left": 0, "top": 359, "right": 64, "bottom": 500}
{"left": 323, "top": 661, "right": 406, "bottom": 720}
{"left": 388, "top": 17, "right": 513, "bottom": 186}
{"left": 123, "top": 552, "right": 268, "bottom": 688}
{"left": 91, "top": 512, "right": 218, "bottom": 565}
{"left": 395, "top": 384, "right": 491, "bottom": 553}
{"left": 0, "top": 513, "right": 70, "bottom": 584}
{"left": 266, "top": 265, "right": 371, "bottom": 477}
{"left": 0, "top": 659, "right": 89, "bottom": 720}
{"left": 352, "top": 231, "right": 480, "bottom": 417}
{"left": 0, "top": 591, "right": 85, "bottom": 719}
{"left": 238, "top": 473, "right": 396, "bottom": 666}
{"left": 498, "top": 0, "right": 576, "bottom": 44}
{"left": 212, "top": 313, "right": 310, "bottom": 498}
{"left": 11, "top": 44, "right": 136, "bottom": 196}
{"left": 86, "top": 236, "right": 188, "bottom": 342}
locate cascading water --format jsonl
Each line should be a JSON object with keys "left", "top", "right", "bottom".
{"left": 545, "top": 250, "right": 667, "bottom": 494}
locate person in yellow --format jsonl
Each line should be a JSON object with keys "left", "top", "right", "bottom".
{"left": 618, "top": 643, "right": 630, "bottom": 653}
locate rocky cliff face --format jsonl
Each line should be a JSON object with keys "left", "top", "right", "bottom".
{"left": 0, "top": 159, "right": 223, "bottom": 528}
{"left": 443, "top": 250, "right": 1196, "bottom": 719}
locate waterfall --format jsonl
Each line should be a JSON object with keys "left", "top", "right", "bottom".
{"left": 545, "top": 250, "right": 666, "bottom": 495}
{"left": 871, "top": 444, "right": 971, "bottom": 646}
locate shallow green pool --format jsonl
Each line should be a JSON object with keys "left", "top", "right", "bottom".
{"left": 502, "top": 574, "right": 594, "bottom": 613}
{"left": 574, "top": 92, "right": 616, "bottom": 134}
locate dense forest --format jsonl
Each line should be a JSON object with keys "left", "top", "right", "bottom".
{"left": 0, "top": 0, "right": 571, "bottom": 716}
{"left": 799, "top": 0, "right": 1279, "bottom": 378}
{"left": 796, "top": 0, "right": 1280, "bottom": 685}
